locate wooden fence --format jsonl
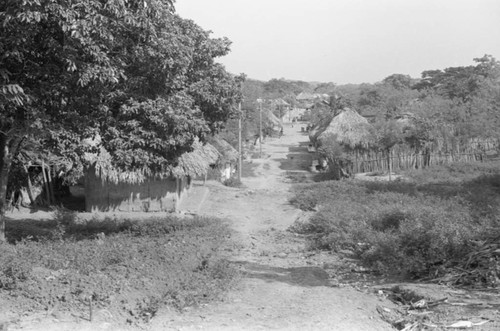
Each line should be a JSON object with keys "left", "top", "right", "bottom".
{"left": 351, "top": 150, "right": 489, "bottom": 174}
{"left": 316, "top": 137, "right": 500, "bottom": 175}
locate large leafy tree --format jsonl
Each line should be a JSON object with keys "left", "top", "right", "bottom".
{"left": 413, "top": 55, "right": 499, "bottom": 103}
{"left": 409, "top": 56, "right": 500, "bottom": 144}
{"left": 355, "top": 82, "right": 417, "bottom": 119}
{"left": 0, "top": 0, "right": 242, "bottom": 241}
{"left": 382, "top": 74, "right": 415, "bottom": 90}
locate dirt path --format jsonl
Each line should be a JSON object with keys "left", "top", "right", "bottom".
{"left": 149, "top": 123, "right": 395, "bottom": 330}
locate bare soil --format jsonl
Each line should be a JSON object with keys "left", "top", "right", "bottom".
{"left": 3, "top": 122, "right": 500, "bottom": 330}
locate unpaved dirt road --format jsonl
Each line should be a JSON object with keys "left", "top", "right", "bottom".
{"left": 149, "top": 123, "right": 395, "bottom": 330}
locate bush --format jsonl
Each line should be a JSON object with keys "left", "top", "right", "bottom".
{"left": 403, "top": 161, "right": 500, "bottom": 185}
{"left": 0, "top": 215, "right": 237, "bottom": 323}
{"left": 223, "top": 177, "right": 242, "bottom": 187}
{"left": 290, "top": 180, "right": 366, "bottom": 211}
{"left": 289, "top": 173, "right": 495, "bottom": 279}
{"left": 359, "top": 200, "right": 476, "bottom": 277}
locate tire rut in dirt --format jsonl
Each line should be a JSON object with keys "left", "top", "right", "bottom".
{"left": 233, "top": 261, "right": 331, "bottom": 287}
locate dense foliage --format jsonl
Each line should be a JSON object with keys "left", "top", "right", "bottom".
{"left": 0, "top": 0, "right": 243, "bottom": 239}
{"left": 1, "top": 0, "right": 243, "bottom": 170}
{"left": 337, "top": 55, "right": 500, "bottom": 142}
{"left": 290, "top": 161, "right": 500, "bottom": 284}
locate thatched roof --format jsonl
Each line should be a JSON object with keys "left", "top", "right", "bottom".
{"left": 208, "top": 136, "right": 238, "bottom": 163}
{"left": 296, "top": 92, "right": 316, "bottom": 101}
{"left": 273, "top": 98, "right": 290, "bottom": 106}
{"left": 86, "top": 137, "right": 220, "bottom": 183}
{"left": 84, "top": 147, "right": 150, "bottom": 184}
{"left": 309, "top": 124, "right": 326, "bottom": 144}
{"left": 17, "top": 143, "right": 75, "bottom": 172}
{"left": 170, "top": 139, "right": 220, "bottom": 178}
{"left": 317, "top": 108, "right": 373, "bottom": 150}
{"left": 309, "top": 115, "right": 334, "bottom": 144}
{"left": 265, "top": 109, "right": 283, "bottom": 128}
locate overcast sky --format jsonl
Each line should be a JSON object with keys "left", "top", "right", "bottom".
{"left": 175, "top": 0, "right": 500, "bottom": 84}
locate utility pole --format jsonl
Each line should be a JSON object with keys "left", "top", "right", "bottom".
{"left": 238, "top": 102, "right": 242, "bottom": 181}
{"left": 257, "top": 98, "right": 263, "bottom": 158}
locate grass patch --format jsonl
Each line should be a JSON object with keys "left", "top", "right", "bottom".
{"left": 223, "top": 177, "right": 243, "bottom": 187}
{"left": 0, "top": 213, "right": 237, "bottom": 324}
{"left": 289, "top": 161, "right": 500, "bottom": 283}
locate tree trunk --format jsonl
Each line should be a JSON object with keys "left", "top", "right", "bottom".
{"left": 0, "top": 134, "right": 22, "bottom": 242}
{"left": 387, "top": 149, "right": 392, "bottom": 181}
{"left": 0, "top": 161, "right": 9, "bottom": 242}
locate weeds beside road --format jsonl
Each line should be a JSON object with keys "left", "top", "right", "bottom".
{"left": 0, "top": 213, "right": 236, "bottom": 327}
{"left": 290, "top": 161, "right": 500, "bottom": 285}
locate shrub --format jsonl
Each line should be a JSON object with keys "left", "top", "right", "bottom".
{"left": 289, "top": 176, "right": 491, "bottom": 279}
{"left": 223, "top": 177, "right": 242, "bottom": 187}
{"left": 359, "top": 201, "right": 477, "bottom": 277}
{"left": 289, "top": 180, "right": 366, "bottom": 211}
{"left": 403, "top": 160, "right": 500, "bottom": 185}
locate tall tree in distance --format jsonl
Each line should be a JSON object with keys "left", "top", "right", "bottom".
{"left": 413, "top": 54, "right": 499, "bottom": 103}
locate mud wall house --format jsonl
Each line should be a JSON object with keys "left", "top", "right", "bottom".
{"left": 271, "top": 98, "right": 290, "bottom": 122}
{"left": 208, "top": 136, "right": 239, "bottom": 181}
{"left": 280, "top": 108, "right": 302, "bottom": 124}
{"left": 295, "top": 92, "right": 316, "bottom": 102}
{"left": 84, "top": 140, "right": 220, "bottom": 212}
{"left": 280, "top": 110, "right": 292, "bottom": 123}
{"left": 296, "top": 92, "right": 328, "bottom": 110}
{"left": 264, "top": 109, "right": 283, "bottom": 136}
{"left": 84, "top": 168, "right": 181, "bottom": 212}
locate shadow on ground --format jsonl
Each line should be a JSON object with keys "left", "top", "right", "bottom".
{"left": 241, "top": 160, "right": 260, "bottom": 178}
{"left": 233, "top": 261, "right": 331, "bottom": 287}
{"left": 280, "top": 142, "right": 313, "bottom": 172}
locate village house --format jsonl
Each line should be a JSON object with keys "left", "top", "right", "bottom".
{"left": 84, "top": 138, "right": 220, "bottom": 212}
{"left": 207, "top": 136, "right": 239, "bottom": 181}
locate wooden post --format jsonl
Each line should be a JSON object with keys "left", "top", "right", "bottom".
{"left": 23, "top": 165, "right": 35, "bottom": 206}
{"left": 355, "top": 150, "right": 358, "bottom": 174}
{"left": 41, "top": 161, "right": 51, "bottom": 205}
{"left": 259, "top": 101, "right": 262, "bottom": 158}
{"left": 47, "top": 165, "right": 55, "bottom": 204}
{"left": 238, "top": 103, "right": 242, "bottom": 181}
{"left": 387, "top": 149, "right": 392, "bottom": 181}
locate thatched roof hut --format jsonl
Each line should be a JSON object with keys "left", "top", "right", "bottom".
{"left": 84, "top": 136, "right": 219, "bottom": 213}
{"left": 309, "top": 115, "right": 334, "bottom": 144}
{"left": 85, "top": 137, "right": 220, "bottom": 183}
{"left": 296, "top": 92, "right": 316, "bottom": 101}
{"left": 317, "top": 108, "right": 373, "bottom": 150}
{"left": 265, "top": 109, "right": 283, "bottom": 128}
{"left": 84, "top": 146, "right": 149, "bottom": 184}
{"left": 273, "top": 98, "right": 290, "bottom": 107}
{"left": 208, "top": 136, "right": 238, "bottom": 164}
{"left": 170, "top": 139, "right": 220, "bottom": 178}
